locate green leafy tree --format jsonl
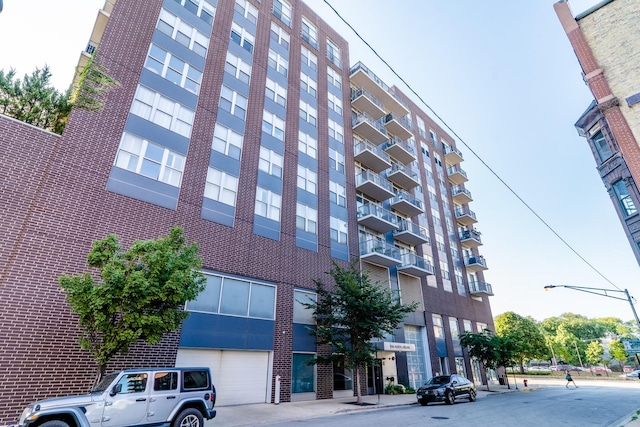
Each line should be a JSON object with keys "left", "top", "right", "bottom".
{"left": 59, "top": 227, "right": 206, "bottom": 380}
{"left": 494, "top": 312, "right": 548, "bottom": 373}
{"left": 609, "top": 340, "right": 629, "bottom": 370}
{"left": 585, "top": 341, "right": 604, "bottom": 368}
{"left": 304, "top": 261, "right": 418, "bottom": 404}
{"left": 460, "top": 329, "right": 511, "bottom": 391}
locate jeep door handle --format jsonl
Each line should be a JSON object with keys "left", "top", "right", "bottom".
{"left": 136, "top": 398, "right": 147, "bottom": 402}
{"left": 167, "top": 396, "right": 176, "bottom": 399}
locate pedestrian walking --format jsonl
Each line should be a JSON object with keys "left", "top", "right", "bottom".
{"left": 565, "top": 371, "right": 578, "bottom": 388}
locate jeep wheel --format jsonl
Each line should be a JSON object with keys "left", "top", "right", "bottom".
{"left": 173, "top": 408, "right": 204, "bottom": 427}
{"left": 468, "top": 389, "right": 477, "bottom": 402}
{"left": 419, "top": 398, "right": 429, "bottom": 406}
{"left": 40, "top": 421, "right": 70, "bottom": 427}
{"left": 445, "top": 390, "right": 455, "bottom": 405}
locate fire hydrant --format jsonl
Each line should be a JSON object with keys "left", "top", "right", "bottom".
{"left": 523, "top": 379, "right": 528, "bottom": 387}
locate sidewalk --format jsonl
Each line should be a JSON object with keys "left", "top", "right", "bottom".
{"left": 206, "top": 384, "right": 521, "bottom": 427}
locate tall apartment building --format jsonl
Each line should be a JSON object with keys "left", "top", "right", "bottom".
{"left": 555, "top": 0, "right": 640, "bottom": 265}
{"left": 0, "top": 0, "right": 494, "bottom": 421}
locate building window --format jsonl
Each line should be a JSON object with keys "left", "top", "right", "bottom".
{"left": 296, "top": 203, "right": 317, "bottom": 234}
{"left": 449, "top": 318, "right": 459, "bottom": 340}
{"left": 327, "top": 66, "right": 342, "bottom": 90}
{"left": 329, "top": 148, "right": 344, "bottom": 173}
{"left": 270, "top": 22, "right": 290, "bottom": 50}
{"left": 298, "top": 131, "right": 317, "bottom": 159}
{"left": 329, "top": 181, "right": 346, "bottom": 207}
{"left": 157, "top": 9, "right": 210, "bottom": 57}
{"left": 301, "top": 17, "right": 318, "bottom": 49}
{"left": 440, "top": 261, "right": 450, "bottom": 280}
{"left": 219, "top": 86, "right": 248, "bottom": 120}
{"left": 292, "top": 354, "right": 315, "bottom": 393}
{"left": 265, "top": 78, "right": 287, "bottom": 107}
{"left": 212, "top": 123, "right": 243, "bottom": 160}
{"left": 272, "top": 0, "right": 291, "bottom": 27}
{"left": 432, "top": 314, "right": 444, "bottom": 339}
{"left": 259, "top": 146, "right": 283, "bottom": 178}
{"left": 328, "top": 119, "right": 343, "bottom": 143}
{"left": 145, "top": 44, "right": 203, "bottom": 94}
{"left": 114, "top": 132, "right": 185, "bottom": 187}
{"left": 224, "top": 51, "right": 252, "bottom": 85}
{"left": 300, "top": 72, "right": 317, "bottom": 98}
{"left": 262, "top": 110, "right": 285, "bottom": 141}
{"left": 299, "top": 101, "right": 317, "bottom": 127}
{"left": 130, "top": 85, "right": 194, "bottom": 138}
{"left": 234, "top": 0, "right": 258, "bottom": 25}
{"left": 613, "top": 180, "right": 638, "bottom": 216}
{"left": 328, "top": 92, "right": 342, "bottom": 115}
{"left": 301, "top": 46, "right": 317, "bottom": 71}
{"left": 326, "top": 38, "right": 341, "bottom": 68}
{"left": 186, "top": 273, "right": 276, "bottom": 320}
{"left": 297, "top": 165, "right": 317, "bottom": 194}
{"left": 204, "top": 167, "right": 238, "bottom": 206}
{"left": 268, "top": 49, "right": 289, "bottom": 77}
{"left": 463, "top": 320, "right": 473, "bottom": 333}
{"left": 174, "top": 0, "right": 216, "bottom": 25}
{"left": 230, "top": 22, "right": 255, "bottom": 54}
{"left": 294, "top": 290, "right": 316, "bottom": 324}
{"left": 330, "top": 217, "right": 347, "bottom": 244}
{"left": 592, "top": 130, "right": 613, "bottom": 162}
{"left": 255, "top": 186, "right": 281, "bottom": 221}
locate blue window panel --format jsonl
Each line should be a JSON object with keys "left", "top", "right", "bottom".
{"left": 299, "top": 89, "right": 316, "bottom": 106}
{"left": 163, "top": 0, "right": 213, "bottom": 35}
{"left": 297, "top": 152, "right": 317, "bottom": 170}
{"left": 269, "top": 39, "right": 289, "bottom": 59}
{"left": 253, "top": 215, "right": 280, "bottom": 240}
{"left": 293, "top": 323, "right": 316, "bottom": 352}
{"left": 328, "top": 82, "right": 342, "bottom": 97}
{"left": 201, "top": 197, "right": 235, "bottom": 227}
{"left": 329, "top": 203, "right": 347, "bottom": 220}
{"left": 453, "top": 340, "right": 463, "bottom": 357}
{"left": 266, "top": 67, "right": 288, "bottom": 87}
{"left": 227, "top": 40, "right": 254, "bottom": 66}
{"left": 232, "top": 11, "right": 257, "bottom": 35}
{"left": 260, "top": 132, "right": 284, "bottom": 154}
{"left": 107, "top": 167, "right": 179, "bottom": 210}
{"left": 124, "top": 115, "right": 190, "bottom": 155}
{"left": 140, "top": 69, "right": 198, "bottom": 110}
{"left": 296, "top": 231, "right": 318, "bottom": 253}
{"left": 626, "top": 92, "right": 640, "bottom": 107}
{"left": 216, "top": 110, "right": 246, "bottom": 135}
{"left": 328, "top": 108, "right": 343, "bottom": 123}
{"left": 151, "top": 31, "right": 206, "bottom": 70}
{"left": 328, "top": 137, "right": 344, "bottom": 152}
{"left": 300, "top": 62, "right": 317, "bottom": 79}
{"left": 329, "top": 168, "right": 345, "bottom": 182}
{"left": 263, "top": 98, "right": 286, "bottom": 120}
{"left": 330, "top": 241, "right": 349, "bottom": 261}
{"left": 209, "top": 151, "right": 241, "bottom": 176}
{"left": 435, "top": 338, "right": 448, "bottom": 357}
{"left": 256, "top": 171, "right": 282, "bottom": 194}
{"left": 222, "top": 73, "right": 250, "bottom": 98}
{"left": 180, "top": 312, "right": 275, "bottom": 350}
{"left": 298, "top": 119, "right": 316, "bottom": 136}
{"left": 296, "top": 188, "right": 317, "bottom": 208}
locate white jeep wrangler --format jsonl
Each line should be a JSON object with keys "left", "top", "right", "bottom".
{"left": 12, "top": 367, "right": 216, "bottom": 427}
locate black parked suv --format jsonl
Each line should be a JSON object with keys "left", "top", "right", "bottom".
{"left": 416, "top": 374, "right": 476, "bottom": 406}
{"left": 13, "top": 367, "right": 216, "bottom": 427}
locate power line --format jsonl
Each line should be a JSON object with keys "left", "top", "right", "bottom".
{"left": 322, "top": 0, "right": 621, "bottom": 291}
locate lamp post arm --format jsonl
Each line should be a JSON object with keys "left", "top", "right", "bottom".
{"left": 624, "top": 289, "right": 640, "bottom": 331}
{"left": 556, "top": 285, "right": 630, "bottom": 302}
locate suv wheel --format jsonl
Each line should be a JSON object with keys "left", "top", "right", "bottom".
{"left": 419, "top": 398, "right": 429, "bottom": 406}
{"left": 173, "top": 408, "right": 204, "bottom": 427}
{"left": 40, "top": 422, "right": 70, "bottom": 427}
{"left": 445, "top": 390, "right": 455, "bottom": 405}
{"left": 468, "top": 389, "right": 477, "bottom": 402}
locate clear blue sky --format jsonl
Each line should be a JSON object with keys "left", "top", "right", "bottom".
{"left": 2, "top": 0, "right": 638, "bottom": 322}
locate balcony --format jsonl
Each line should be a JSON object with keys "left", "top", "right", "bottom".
{"left": 451, "top": 185, "right": 473, "bottom": 204}
{"left": 454, "top": 206, "right": 477, "bottom": 226}
{"left": 444, "top": 144, "right": 464, "bottom": 164}
{"left": 349, "top": 62, "right": 410, "bottom": 117}
{"left": 354, "top": 138, "right": 392, "bottom": 173}
{"left": 382, "top": 136, "right": 416, "bottom": 165}
{"left": 446, "top": 164, "right": 468, "bottom": 185}
{"left": 469, "top": 281, "right": 494, "bottom": 297}
{"left": 393, "top": 220, "right": 429, "bottom": 246}
{"left": 386, "top": 163, "right": 420, "bottom": 190}
{"left": 351, "top": 87, "right": 385, "bottom": 120}
{"left": 360, "top": 239, "right": 402, "bottom": 267}
{"left": 464, "top": 254, "right": 488, "bottom": 272}
{"left": 390, "top": 191, "right": 424, "bottom": 217}
{"left": 460, "top": 229, "right": 482, "bottom": 248}
{"left": 357, "top": 203, "right": 398, "bottom": 233}
{"left": 383, "top": 113, "right": 413, "bottom": 141}
{"left": 356, "top": 170, "right": 395, "bottom": 201}
{"left": 397, "top": 252, "right": 434, "bottom": 277}
{"left": 352, "top": 113, "right": 388, "bottom": 145}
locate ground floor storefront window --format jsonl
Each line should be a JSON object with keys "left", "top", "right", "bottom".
{"left": 404, "top": 325, "right": 427, "bottom": 389}
{"left": 292, "top": 353, "right": 315, "bottom": 393}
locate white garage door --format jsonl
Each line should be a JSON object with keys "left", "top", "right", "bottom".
{"left": 176, "top": 349, "right": 272, "bottom": 406}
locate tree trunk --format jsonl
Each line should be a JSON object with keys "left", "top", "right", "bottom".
{"left": 355, "top": 364, "right": 362, "bottom": 404}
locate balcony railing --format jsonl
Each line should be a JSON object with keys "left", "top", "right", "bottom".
{"left": 443, "top": 144, "right": 464, "bottom": 164}
{"left": 354, "top": 138, "right": 391, "bottom": 172}
{"left": 351, "top": 87, "right": 385, "bottom": 111}
{"left": 465, "top": 254, "right": 488, "bottom": 272}
{"left": 454, "top": 206, "right": 477, "bottom": 226}
{"left": 356, "top": 169, "right": 395, "bottom": 201}
{"left": 352, "top": 112, "right": 388, "bottom": 144}
{"left": 382, "top": 136, "right": 416, "bottom": 165}
{"left": 383, "top": 112, "right": 413, "bottom": 140}
{"left": 469, "top": 281, "right": 493, "bottom": 296}
{"left": 460, "top": 229, "right": 482, "bottom": 247}
{"left": 360, "top": 238, "right": 402, "bottom": 267}
{"left": 386, "top": 163, "right": 420, "bottom": 190}
{"left": 398, "top": 252, "right": 434, "bottom": 277}
{"left": 393, "top": 219, "right": 429, "bottom": 246}
{"left": 390, "top": 191, "right": 424, "bottom": 217}
{"left": 357, "top": 203, "right": 398, "bottom": 233}
{"left": 446, "top": 164, "right": 468, "bottom": 185}
{"left": 451, "top": 185, "right": 473, "bottom": 204}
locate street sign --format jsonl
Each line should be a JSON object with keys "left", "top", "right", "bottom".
{"left": 622, "top": 339, "right": 640, "bottom": 354}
